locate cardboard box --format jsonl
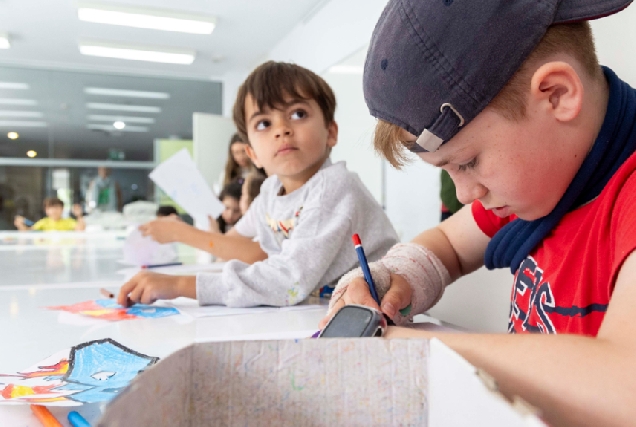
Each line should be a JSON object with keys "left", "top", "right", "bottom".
{"left": 98, "top": 338, "right": 545, "bottom": 426}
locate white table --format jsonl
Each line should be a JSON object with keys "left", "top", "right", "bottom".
{"left": 0, "top": 232, "right": 328, "bottom": 426}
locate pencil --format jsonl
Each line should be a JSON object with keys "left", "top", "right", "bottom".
{"left": 100, "top": 288, "right": 114, "bottom": 298}
{"left": 30, "top": 405, "right": 63, "bottom": 427}
{"left": 141, "top": 261, "right": 183, "bottom": 269}
{"left": 352, "top": 234, "right": 380, "bottom": 305}
{"left": 352, "top": 234, "right": 396, "bottom": 326}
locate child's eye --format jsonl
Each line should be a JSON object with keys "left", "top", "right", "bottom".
{"left": 255, "top": 119, "right": 270, "bottom": 131}
{"left": 457, "top": 158, "right": 477, "bottom": 172}
{"left": 290, "top": 109, "right": 307, "bottom": 120}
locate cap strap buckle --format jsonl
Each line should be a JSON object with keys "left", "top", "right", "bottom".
{"left": 414, "top": 102, "right": 465, "bottom": 153}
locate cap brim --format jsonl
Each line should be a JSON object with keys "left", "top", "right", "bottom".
{"left": 555, "top": 0, "right": 632, "bottom": 23}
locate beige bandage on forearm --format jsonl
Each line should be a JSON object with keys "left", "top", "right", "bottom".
{"left": 329, "top": 243, "right": 451, "bottom": 326}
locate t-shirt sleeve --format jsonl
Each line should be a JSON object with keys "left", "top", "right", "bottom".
{"left": 196, "top": 206, "right": 351, "bottom": 307}
{"left": 471, "top": 200, "right": 515, "bottom": 238}
{"left": 32, "top": 219, "right": 46, "bottom": 231}
{"left": 611, "top": 171, "right": 636, "bottom": 284}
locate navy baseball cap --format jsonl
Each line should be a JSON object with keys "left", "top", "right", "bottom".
{"left": 364, "top": 0, "right": 632, "bottom": 153}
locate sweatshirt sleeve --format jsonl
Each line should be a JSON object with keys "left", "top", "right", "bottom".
{"left": 196, "top": 206, "right": 351, "bottom": 307}
{"left": 233, "top": 197, "right": 260, "bottom": 238}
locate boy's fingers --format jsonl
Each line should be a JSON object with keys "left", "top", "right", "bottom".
{"left": 127, "top": 276, "right": 147, "bottom": 305}
{"left": 318, "top": 279, "right": 381, "bottom": 329}
{"left": 380, "top": 274, "right": 413, "bottom": 319}
{"left": 139, "top": 287, "right": 156, "bottom": 305}
{"left": 117, "top": 278, "right": 139, "bottom": 307}
{"left": 344, "top": 279, "right": 381, "bottom": 310}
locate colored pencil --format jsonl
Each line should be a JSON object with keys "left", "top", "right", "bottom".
{"left": 141, "top": 261, "right": 183, "bottom": 269}
{"left": 30, "top": 405, "right": 63, "bottom": 427}
{"left": 68, "top": 411, "right": 91, "bottom": 427}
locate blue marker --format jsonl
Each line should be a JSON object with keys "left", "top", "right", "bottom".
{"left": 352, "top": 233, "right": 380, "bottom": 305}
{"left": 141, "top": 261, "right": 183, "bottom": 269}
{"left": 68, "top": 411, "right": 91, "bottom": 427}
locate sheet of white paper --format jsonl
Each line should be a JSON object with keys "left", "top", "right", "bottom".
{"left": 149, "top": 148, "right": 224, "bottom": 223}
{"left": 158, "top": 297, "right": 327, "bottom": 319}
{"left": 195, "top": 329, "right": 318, "bottom": 343}
{"left": 121, "top": 228, "right": 177, "bottom": 266}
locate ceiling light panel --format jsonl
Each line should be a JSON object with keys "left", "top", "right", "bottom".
{"left": 84, "top": 87, "right": 169, "bottom": 99}
{"left": 0, "top": 99, "right": 37, "bottom": 106}
{"left": 0, "top": 121, "right": 47, "bottom": 127}
{"left": 0, "top": 82, "right": 29, "bottom": 90}
{"left": 87, "top": 124, "right": 148, "bottom": 132}
{"left": 86, "top": 103, "right": 161, "bottom": 113}
{"left": 88, "top": 115, "right": 155, "bottom": 124}
{"left": 79, "top": 41, "right": 195, "bottom": 64}
{"left": 0, "top": 111, "right": 43, "bottom": 118}
{"left": 77, "top": 2, "right": 216, "bottom": 34}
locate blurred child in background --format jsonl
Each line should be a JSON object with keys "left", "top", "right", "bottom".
{"left": 213, "top": 178, "right": 243, "bottom": 233}
{"left": 156, "top": 205, "right": 179, "bottom": 218}
{"left": 15, "top": 197, "right": 85, "bottom": 231}
{"left": 217, "top": 133, "right": 255, "bottom": 194}
{"left": 239, "top": 171, "right": 267, "bottom": 215}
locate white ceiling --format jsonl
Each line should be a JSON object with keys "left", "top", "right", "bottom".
{"left": 0, "top": 0, "right": 328, "bottom": 80}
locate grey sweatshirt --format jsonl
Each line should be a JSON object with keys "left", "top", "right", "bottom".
{"left": 196, "top": 159, "right": 398, "bottom": 307}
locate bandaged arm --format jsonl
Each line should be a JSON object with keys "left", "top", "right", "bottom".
{"left": 329, "top": 205, "right": 489, "bottom": 325}
{"left": 330, "top": 242, "right": 451, "bottom": 325}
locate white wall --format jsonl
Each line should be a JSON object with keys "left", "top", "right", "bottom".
{"left": 323, "top": 65, "right": 383, "bottom": 203}
{"left": 267, "top": 0, "right": 389, "bottom": 74}
{"left": 192, "top": 113, "right": 236, "bottom": 196}
{"left": 592, "top": 5, "right": 636, "bottom": 87}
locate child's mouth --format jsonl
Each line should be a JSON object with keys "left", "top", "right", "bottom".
{"left": 491, "top": 206, "right": 512, "bottom": 218}
{"left": 276, "top": 146, "right": 298, "bottom": 155}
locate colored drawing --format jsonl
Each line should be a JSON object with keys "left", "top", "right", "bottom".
{"left": 0, "top": 338, "right": 158, "bottom": 406}
{"left": 47, "top": 299, "right": 179, "bottom": 321}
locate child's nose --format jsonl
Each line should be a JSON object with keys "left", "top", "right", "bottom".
{"left": 273, "top": 121, "right": 293, "bottom": 138}
{"left": 456, "top": 181, "right": 487, "bottom": 205}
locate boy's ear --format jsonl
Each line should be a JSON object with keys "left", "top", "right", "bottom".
{"left": 529, "top": 61, "right": 583, "bottom": 123}
{"left": 244, "top": 144, "right": 263, "bottom": 168}
{"left": 326, "top": 121, "right": 338, "bottom": 149}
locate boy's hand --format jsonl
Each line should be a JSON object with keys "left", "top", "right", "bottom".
{"left": 117, "top": 271, "right": 195, "bottom": 307}
{"left": 318, "top": 274, "right": 412, "bottom": 329}
{"left": 14, "top": 215, "right": 25, "bottom": 227}
{"left": 139, "top": 218, "right": 185, "bottom": 244}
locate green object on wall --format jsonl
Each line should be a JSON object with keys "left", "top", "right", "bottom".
{"left": 154, "top": 139, "right": 193, "bottom": 214}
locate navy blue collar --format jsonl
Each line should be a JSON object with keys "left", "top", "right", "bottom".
{"left": 485, "top": 66, "right": 636, "bottom": 272}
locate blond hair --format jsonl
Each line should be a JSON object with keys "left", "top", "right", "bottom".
{"left": 375, "top": 22, "right": 603, "bottom": 169}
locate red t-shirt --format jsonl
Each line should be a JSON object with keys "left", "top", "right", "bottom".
{"left": 473, "top": 152, "right": 636, "bottom": 336}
